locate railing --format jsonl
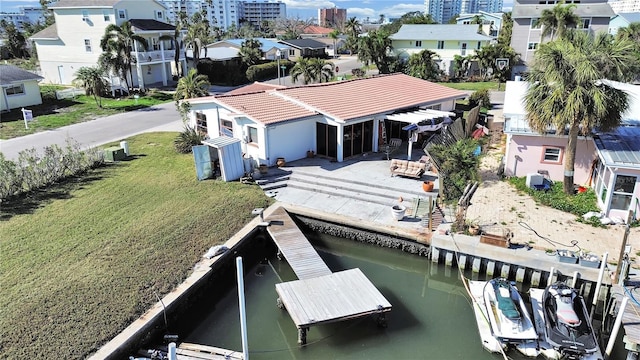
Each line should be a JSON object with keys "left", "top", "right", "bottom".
{"left": 133, "top": 50, "right": 182, "bottom": 63}
{"left": 56, "top": 88, "right": 85, "bottom": 99}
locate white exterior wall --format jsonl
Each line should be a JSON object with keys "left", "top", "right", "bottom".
{"left": 1, "top": 81, "right": 43, "bottom": 111}
{"left": 264, "top": 118, "right": 317, "bottom": 166}
{"left": 393, "top": 39, "right": 490, "bottom": 75}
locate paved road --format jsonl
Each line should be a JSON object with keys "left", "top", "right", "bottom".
{"left": 0, "top": 102, "right": 183, "bottom": 160}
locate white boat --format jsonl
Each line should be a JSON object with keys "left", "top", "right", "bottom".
{"left": 468, "top": 278, "right": 539, "bottom": 357}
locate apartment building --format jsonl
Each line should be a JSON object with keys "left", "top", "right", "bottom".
{"left": 608, "top": 0, "right": 640, "bottom": 13}
{"left": 0, "top": 7, "right": 47, "bottom": 31}
{"left": 30, "top": 0, "right": 185, "bottom": 89}
{"left": 510, "top": 0, "right": 614, "bottom": 74}
{"left": 425, "top": 0, "right": 463, "bottom": 24}
{"left": 159, "top": 0, "right": 239, "bottom": 30}
{"left": 318, "top": 8, "right": 346, "bottom": 27}
{"left": 460, "top": 0, "right": 504, "bottom": 14}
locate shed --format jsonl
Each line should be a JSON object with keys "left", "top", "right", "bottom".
{"left": 201, "top": 137, "right": 244, "bottom": 182}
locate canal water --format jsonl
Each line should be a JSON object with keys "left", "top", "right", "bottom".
{"left": 181, "top": 232, "right": 608, "bottom": 360}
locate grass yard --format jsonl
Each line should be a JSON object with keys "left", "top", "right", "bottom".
{"left": 438, "top": 81, "right": 499, "bottom": 91}
{"left": 0, "top": 133, "right": 271, "bottom": 359}
{"left": 0, "top": 86, "right": 173, "bottom": 140}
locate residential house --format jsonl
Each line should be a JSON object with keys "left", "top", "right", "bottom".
{"left": 277, "top": 39, "right": 327, "bottom": 61}
{"left": 0, "top": 65, "right": 43, "bottom": 112}
{"left": 299, "top": 25, "right": 334, "bottom": 38}
{"left": 206, "top": 38, "right": 289, "bottom": 60}
{"left": 389, "top": 24, "right": 495, "bottom": 76}
{"left": 456, "top": 11, "right": 503, "bottom": 37}
{"left": 510, "top": 0, "right": 614, "bottom": 75}
{"left": 30, "top": 0, "right": 185, "bottom": 90}
{"left": 311, "top": 37, "right": 346, "bottom": 58}
{"left": 186, "top": 74, "right": 466, "bottom": 167}
{"left": 609, "top": 12, "right": 640, "bottom": 35}
{"left": 502, "top": 79, "right": 640, "bottom": 220}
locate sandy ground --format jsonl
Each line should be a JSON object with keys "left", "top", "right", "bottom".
{"left": 464, "top": 111, "right": 640, "bottom": 269}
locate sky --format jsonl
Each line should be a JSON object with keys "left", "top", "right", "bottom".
{"left": 1, "top": 0, "right": 512, "bottom": 22}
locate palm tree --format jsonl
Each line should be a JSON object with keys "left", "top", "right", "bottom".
{"left": 357, "top": 30, "right": 393, "bottom": 73}
{"left": 534, "top": 1, "right": 579, "bottom": 41}
{"left": 290, "top": 58, "right": 316, "bottom": 84}
{"left": 184, "top": 12, "right": 210, "bottom": 70}
{"left": 524, "top": 30, "right": 638, "bottom": 194}
{"left": 329, "top": 29, "right": 340, "bottom": 59}
{"left": 100, "top": 21, "right": 148, "bottom": 92}
{"left": 73, "top": 66, "right": 108, "bottom": 108}
{"left": 239, "top": 38, "right": 262, "bottom": 67}
{"left": 174, "top": 68, "right": 211, "bottom": 120}
{"left": 344, "top": 17, "right": 361, "bottom": 55}
{"left": 407, "top": 50, "right": 441, "bottom": 81}
{"left": 309, "top": 58, "right": 335, "bottom": 83}
{"left": 470, "top": 14, "right": 484, "bottom": 33}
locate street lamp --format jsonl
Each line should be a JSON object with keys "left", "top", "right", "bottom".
{"left": 276, "top": 49, "right": 281, "bottom": 85}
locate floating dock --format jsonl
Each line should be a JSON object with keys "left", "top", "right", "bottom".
{"left": 609, "top": 284, "right": 640, "bottom": 356}
{"left": 176, "top": 343, "right": 244, "bottom": 360}
{"left": 267, "top": 206, "right": 392, "bottom": 344}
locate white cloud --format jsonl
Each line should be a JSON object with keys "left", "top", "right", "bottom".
{"left": 380, "top": 3, "right": 425, "bottom": 17}
{"left": 347, "top": 7, "right": 376, "bottom": 18}
{"left": 281, "top": 0, "right": 337, "bottom": 10}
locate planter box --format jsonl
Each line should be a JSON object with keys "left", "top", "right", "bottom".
{"left": 579, "top": 256, "right": 601, "bottom": 268}
{"left": 480, "top": 233, "right": 509, "bottom": 248}
{"left": 557, "top": 250, "right": 578, "bottom": 264}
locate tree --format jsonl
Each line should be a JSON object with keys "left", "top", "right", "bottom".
{"left": 183, "top": 12, "right": 211, "bottom": 70}
{"left": 100, "top": 21, "right": 148, "bottom": 92}
{"left": 0, "top": 20, "right": 27, "bottom": 58}
{"left": 380, "top": 11, "right": 436, "bottom": 34}
{"left": 329, "top": 29, "right": 340, "bottom": 58}
{"left": 474, "top": 43, "right": 519, "bottom": 82}
{"left": 427, "top": 138, "right": 480, "bottom": 202}
{"left": 174, "top": 68, "right": 211, "bottom": 120}
{"left": 357, "top": 30, "right": 394, "bottom": 74}
{"left": 379, "top": 14, "right": 385, "bottom": 24}
{"left": 290, "top": 58, "right": 316, "bottom": 84}
{"left": 452, "top": 55, "right": 471, "bottom": 80}
{"left": 471, "top": 15, "right": 484, "bottom": 33}
{"left": 534, "top": 1, "right": 579, "bottom": 41}
{"left": 344, "top": 17, "right": 361, "bottom": 55}
{"left": 73, "top": 67, "right": 108, "bottom": 108}
{"left": 310, "top": 58, "right": 335, "bottom": 83}
{"left": 617, "top": 22, "right": 640, "bottom": 79}
{"left": 239, "top": 38, "right": 262, "bottom": 67}
{"left": 524, "top": 30, "right": 638, "bottom": 194}
{"left": 497, "top": 12, "right": 513, "bottom": 46}
{"left": 406, "top": 50, "right": 441, "bottom": 81}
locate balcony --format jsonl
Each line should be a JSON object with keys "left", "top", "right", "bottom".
{"left": 133, "top": 49, "right": 183, "bottom": 64}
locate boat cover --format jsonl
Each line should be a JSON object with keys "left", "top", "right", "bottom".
{"left": 494, "top": 281, "right": 520, "bottom": 319}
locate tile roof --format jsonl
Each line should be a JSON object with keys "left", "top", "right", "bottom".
{"left": 0, "top": 65, "right": 43, "bottom": 85}
{"left": 512, "top": 2, "right": 614, "bottom": 18}
{"left": 49, "top": 0, "right": 121, "bottom": 8}
{"left": 226, "top": 82, "right": 285, "bottom": 96}
{"left": 302, "top": 26, "right": 334, "bottom": 35}
{"left": 277, "top": 74, "right": 467, "bottom": 121}
{"left": 390, "top": 24, "right": 495, "bottom": 41}
{"left": 189, "top": 91, "right": 317, "bottom": 125}
{"left": 129, "top": 19, "right": 175, "bottom": 31}
{"left": 278, "top": 38, "right": 326, "bottom": 49}
{"left": 30, "top": 24, "right": 58, "bottom": 40}
{"left": 188, "top": 74, "right": 467, "bottom": 124}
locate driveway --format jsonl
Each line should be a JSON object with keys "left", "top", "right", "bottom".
{"left": 0, "top": 102, "right": 182, "bottom": 160}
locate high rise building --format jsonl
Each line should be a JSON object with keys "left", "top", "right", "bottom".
{"left": 239, "top": 1, "right": 286, "bottom": 29}
{"left": 158, "top": 0, "right": 240, "bottom": 30}
{"left": 425, "top": 0, "right": 463, "bottom": 24}
{"left": 460, "top": 0, "right": 504, "bottom": 14}
{"left": 608, "top": 0, "right": 640, "bottom": 12}
{"left": 318, "top": 8, "right": 346, "bottom": 27}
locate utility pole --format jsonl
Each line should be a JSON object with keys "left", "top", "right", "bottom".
{"left": 276, "top": 49, "right": 281, "bottom": 86}
{"left": 614, "top": 210, "right": 634, "bottom": 284}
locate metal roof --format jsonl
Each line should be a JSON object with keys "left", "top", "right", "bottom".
{"left": 202, "top": 136, "right": 241, "bottom": 148}
{"left": 390, "top": 24, "right": 495, "bottom": 41}
{"left": 594, "top": 126, "right": 640, "bottom": 169}
{"left": 512, "top": 2, "right": 615, "bottom": 18}
{"left": 216, "top": 38, "right": 288, "bottom": 52}
{"left": 278, "top": 38, "right": 327, "bottom": 49}
{"left": 129, "top": 19, "right": 175, "bottom": 31}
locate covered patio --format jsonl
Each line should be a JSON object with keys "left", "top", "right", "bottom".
{"left": 384, "top": 108, "right": 456, "bottom": 160}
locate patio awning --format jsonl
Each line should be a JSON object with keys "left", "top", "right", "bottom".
{"left": 388, "top": 109, "right": 455, "bottom": 132}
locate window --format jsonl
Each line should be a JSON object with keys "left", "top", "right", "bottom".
{"left": 195, "top": 112, "right": 207, "bottom": 132}
{"left": 247, "top": 126, "right": 258, "bottom": 145}
{"left": 580, "top": 18, "right": 590, "bottom": 29}
{"left": 220, "top": 119, "right": 233, "bottom": 137}
{"left": 118, "top": 9, "right": 127, "bottom": 19}
{"left": 289, "top": 49, "right": 295, "bottom": 56}
{"left": 5, "top": 84, "right": 25, "bottom": 96}
{"left": 460, "top": 42, "right": 467, "bottom": 56}
{"left": 527, "top": 42, "right": 539, "bottom": 50}
{"left": 156, "top": 10, "right": 163, "bottom": 19}
{"left": 103, "top": 10, "right": 110, "bottom": 21}
{"left": 415, "top": 40, "right": 422, "bottom": 47}
{"left": 611, "top": 175, "right": 637, "bottom": 210}
{"left": 541, "top": 146, "right": 562, "bottom": 163}
{"left": 531, "top": 18, "right": 541, "bottom": 29}
{"left": 84, "top": 39, "right": 92, "bottom": 52}
{"left": 82, "top": 10, "right": 89, "bottom": 21}
{"left": 477, "top": 41, "right": 482, "bottom": 50}
{"left": 437, "top": 41, "right": 444, "bottom": 49}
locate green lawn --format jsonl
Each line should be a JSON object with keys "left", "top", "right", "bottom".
{"left": 0, "top": 86, "right": 173, "bottom": 140}
{"left": 0, "top": 133, "right": 272, "bottom": 359}
{"left": 438, "top": 81, "right": 499, "bottom": 91}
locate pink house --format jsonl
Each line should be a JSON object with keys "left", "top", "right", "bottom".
{"left": 503, "top": 80, "right": 640, "bottom": 221}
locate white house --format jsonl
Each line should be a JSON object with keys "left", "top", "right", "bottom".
{"left": 389, "top": 24, "right": 495, "bottom": 76}
{"left": 185, "top": 73, "right": 467, "bottom": 167}
{"left": 609, "top": 12, "right": 640, "bottom": 35}
{"left": 30, "top": 0, "right": 185, "bottom": 90}
{"left": 0, "top": 65, "right": 43, "bottom": 112}
{"left": 502, "top": 80, "right": 640, "bottom": 220}
{"left": 456, "top": 11, "right": 504, "bottom": 37}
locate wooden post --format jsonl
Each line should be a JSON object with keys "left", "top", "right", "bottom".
{"left": 614, "top": 210, "right": 634, "bottom": 284}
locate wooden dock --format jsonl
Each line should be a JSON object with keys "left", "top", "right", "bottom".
{"left": 176, "top": 343, "right": 244, "bottom": 360}
{"left": 266, "top": 207, "right": 332, "bottom": 280}
{"left": 275, "top": 268, "right": 392, "bottom": 344}
{"left": 610, "top": 284, "right": 640, "bottom": 353}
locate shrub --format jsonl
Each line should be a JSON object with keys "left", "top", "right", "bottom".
{"left": 351, "top": 68, "right": 366, "bottom": 77}
{"left": 469, "top": 89, "right": 491, "bottom": 109}
{"left": 174, "top": 125, "right": 205, "bottom": 154}
{"left": 428, "top": 138, "right": 480, "bottom": 202}
{"left": 246, "top": 60, "right": 293, "bottom": 82}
